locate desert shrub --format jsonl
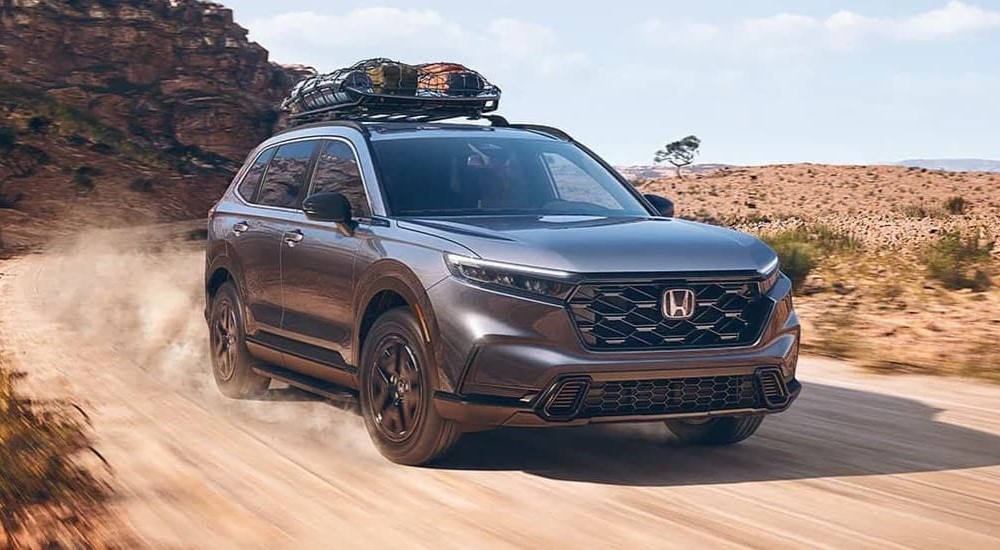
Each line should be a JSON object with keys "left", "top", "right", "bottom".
{"left": 0, "top": 192, "right": 25, "bottom": 209}
{"left": 760, "top": 224, "right": 859, "bottom": 292}
{"left": 72, "top": 166, "right": 102, "bottom": 192}
{"left": 0, "top": 127, "right": 16, "bottom": 150}
{"left": 898, "top": 203, "right": 944, "bottom": 219}
{"left": 923, "top": 230, "right": 995, "bottom": 291}
{"left": 761, "top": 232, "right": 817, "bottom": 291}
{"left": 27, "top": 116, "right": 53, "bottom": 134}
{"left": 945, "top": 196, "right": 968, "bottom": 215}
{"left": 89, "top": 142, "right": 115, "bottom": 154}
{"left": 0, "top": 360, "right": 108, "bottom": 545}
{"left": 129, "top": 177, "right": 154, "bottom": 193}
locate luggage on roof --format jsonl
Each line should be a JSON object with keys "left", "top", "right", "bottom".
{"left": 280, "top": 58, "right": 501, "bottom": 125}
{"left": 352, "top": 58, "right": 418, "bottom": 96}
{"left": 416, "top": 63, "right": 488, "bottom": 97}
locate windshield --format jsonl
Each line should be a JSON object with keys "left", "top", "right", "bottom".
{"left": 371, "top": 135, "right": 650, "bottom": 218}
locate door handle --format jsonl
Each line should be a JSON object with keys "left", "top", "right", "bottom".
{"left": 283, "top": 230, "right": 304, "bottom": 247}
{"left": 232, "top": 221, "right": 250, "bottom": 235}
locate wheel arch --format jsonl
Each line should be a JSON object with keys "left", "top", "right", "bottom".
{"left": 353, "top": 260, "right": 452, "bottom": 392}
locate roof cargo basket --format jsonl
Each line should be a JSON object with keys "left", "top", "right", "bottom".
{"left": 282, "top": 58, "right": 501, "bottom": 126}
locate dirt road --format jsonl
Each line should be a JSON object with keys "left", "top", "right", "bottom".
{"left": 1, "top": 237, "right": 999, "bottom": 548}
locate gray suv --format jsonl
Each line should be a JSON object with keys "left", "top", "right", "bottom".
{"left": 205, "top": 119, "right": 800, "bottom": 465}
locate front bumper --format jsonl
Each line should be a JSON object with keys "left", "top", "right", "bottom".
{"left": 435, "top": 372, "right": 801, "bottom": 428}
{"left": 427, "top": 273, "right": 801, "bottom": 427}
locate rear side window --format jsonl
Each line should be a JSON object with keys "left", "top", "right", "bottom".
{"left": 257, "top": 140, "right": 318, "bottom": 208}
{"left": 310, "top": 140, "right": 370, "bottom": 218}
{"left": 237, "top": 147, "right": 275, "bottom": 201}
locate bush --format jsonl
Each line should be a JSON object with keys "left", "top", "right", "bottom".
{"left": 27, "top": 116, "right": 53, "bottom": 134}
{"left": 923, "top": 230, "right": 995, "bottom": 291}
{"left": 945, "top": 196, "right": 968, "bottom": 215}
{"left": 0, "top": 360, "right": 108, "bottom": 545}
{"left": 0, "top": 127, "right": 16, "bottom": 151}
{"left": 773, "top": 241, "right": 817, "bottom": 291}
{"left": 129, "top": 177, "right": 154, "bottom": 193}
{"left": 73, "top": 166, "right": 102, "bottom": 192}
{"left": 759, "top": 224, "right": 859, "bottom": 292}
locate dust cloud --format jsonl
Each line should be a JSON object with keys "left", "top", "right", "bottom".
{"left": 27, "top": 227, "right": 373, "bottom": 454}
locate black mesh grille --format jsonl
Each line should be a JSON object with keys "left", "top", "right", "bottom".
{"left": 568, "top": 279, "right": 772, "bottom": 351}
{"left": 580, "top": 375, "right": 760, "bottom": 418}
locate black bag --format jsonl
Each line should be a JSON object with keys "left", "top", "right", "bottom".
{"left": 416, "top": 63, "right": 486, "bottom": 97}
{"left": 281, "top": 69, "right": 373, "bottom": 113}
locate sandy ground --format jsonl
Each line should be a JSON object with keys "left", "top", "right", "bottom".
{"left": 1, "top": 239, "right": 999, "bottom": 548}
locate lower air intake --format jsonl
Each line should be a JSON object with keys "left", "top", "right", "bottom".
{"left": 756, "top": 367, "right": 789, "bottom": 408}
{"left": 541, "top": 378, "right": 590, "bottom": 419}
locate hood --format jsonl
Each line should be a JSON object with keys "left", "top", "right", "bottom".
{"left": 399, "top": 215, "right": 777, "bottom": 275}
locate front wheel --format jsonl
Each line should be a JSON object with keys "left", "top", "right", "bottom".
{"left": 665, "top": 415, "right": 764, "bottom": 445}
{"left": 359, "top": 307, "right": 461, "bottom": 465}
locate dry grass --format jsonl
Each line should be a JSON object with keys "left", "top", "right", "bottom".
{"left": 639, "top": 164, "right": 1000, "bottom": 381}
{"left": 0, "top": 355, "right": 112, "bottom": 547}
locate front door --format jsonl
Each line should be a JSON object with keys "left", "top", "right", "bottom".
{"left": 280, "top": 138, "right": 371, "bottom": 366}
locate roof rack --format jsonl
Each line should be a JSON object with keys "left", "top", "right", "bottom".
{"left": 287, "top": 88, "right": 500, "bottom": 126}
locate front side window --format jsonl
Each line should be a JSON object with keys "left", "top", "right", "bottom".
{"left": 309, "top": 140, "right": 370, "bottom": 218}
{"left": 257, "top": 140, "right": 318, "bottom": 208}
{"left": 237, "top": 147, "right": 275, "bottom": 201}
{"left": 371, "top": 136, "right": 648, "bottom": 218}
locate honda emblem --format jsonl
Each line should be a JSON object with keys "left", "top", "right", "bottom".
{"left": 662, "top": 288, "right": 696, "bottom": 320}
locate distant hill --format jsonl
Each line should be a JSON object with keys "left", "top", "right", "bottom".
{"left": 897, "top": 159, "right": 1000, "bottom": 173}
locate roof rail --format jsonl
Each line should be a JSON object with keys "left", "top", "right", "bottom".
{"left": 272, "top": 119, "right": 370, "bottom": 137}
{"left": 508, "top": 124, "right": 573, "bottom": 142}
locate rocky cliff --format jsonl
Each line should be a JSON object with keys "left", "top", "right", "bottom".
{"left": 0, "top": 0, "right": 311, "bottom": 247}
{"left": 0, "top": 0, "right": 308, "bottom": 160}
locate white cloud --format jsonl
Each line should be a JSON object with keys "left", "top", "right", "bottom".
{"left": 246, "top": 8, "right": 586, "bottom": 78}
{"left": 641, "top": 1, "right": 1000, "bottom": 53}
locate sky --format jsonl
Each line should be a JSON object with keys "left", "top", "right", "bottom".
{"left": 221, "top": 0, "right": 1000, "bottom": 166}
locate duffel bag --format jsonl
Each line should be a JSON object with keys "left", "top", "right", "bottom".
{"left": 351, "top": 58, "right": 418, "bottom": 96}
{"left": 416, "top": 62, "right": 486, "bottom": 97}
{"left": 281, "top": 69, "right": 373, "bottom": 113}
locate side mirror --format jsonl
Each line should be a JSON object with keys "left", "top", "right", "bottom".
{"left": 302, "top": 192, "right": 357, "bottom": 235}
{"left": 644, "top": 194, "right": 675, "bottom": 218}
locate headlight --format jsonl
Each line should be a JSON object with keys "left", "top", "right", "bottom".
{"left": 759, "top": 256, "right": 781, "bottom": 294}
{"left": 445, "top": 254, "right": 575, "bottom": 300}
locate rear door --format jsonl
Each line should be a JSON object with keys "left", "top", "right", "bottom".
{"left": 279, "top": 138, "right": 371, "bottom": 367}
{"left": 222, "top": 146, "right": 286, "bottom": 332}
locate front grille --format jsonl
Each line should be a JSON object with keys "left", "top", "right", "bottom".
{"left": 568, "top": 278, "right": 772, "bottom": 351}
{"left": 580, "top": 375, "right": 760, "bottom": 418}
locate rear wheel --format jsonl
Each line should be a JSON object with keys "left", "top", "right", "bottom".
{"left": 665, "top": 415, "right": 764, "bottom": 445}
{"left": 209, "top": 281, "right": 270, "bottom": 399}
{"left": 359, "top": 307, "right": 461, "bottom": 465}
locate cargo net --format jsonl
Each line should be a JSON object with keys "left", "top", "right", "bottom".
{"left": 281, "top": 58, "right": 501, "bottom": 125}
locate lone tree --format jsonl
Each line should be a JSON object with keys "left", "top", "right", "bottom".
{"left": 655, "top": 135, "right": 701, "bottom": 177}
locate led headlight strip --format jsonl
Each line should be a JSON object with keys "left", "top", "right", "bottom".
{"left": 445, "top": 254, "right": 575, "bottom": 300}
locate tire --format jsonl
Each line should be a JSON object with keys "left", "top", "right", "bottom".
{"left": 359, "top": 307, "right": 461, "bottom": 465}
{"left": 208, "top": 281, "right": 271, "bottom": 399}
{"left": 664, "top": 415, "right": 764, "bottom": 446}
